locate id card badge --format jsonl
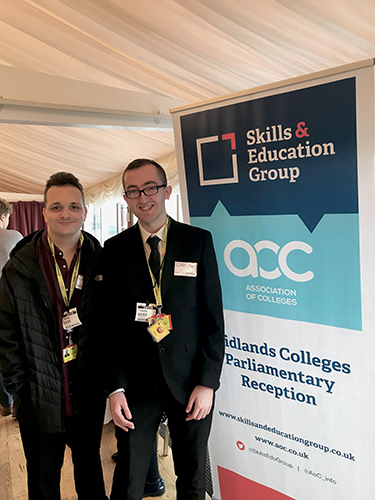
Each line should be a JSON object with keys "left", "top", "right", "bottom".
{"left": 62, "top": 308, "right": 82, "bottom": 331}
{"left": 135, "top": 303, "right": 157, "bottom": 322}
{"left": 63, "top": 343, "right": 78, "bottom": 363}
{"left": 147, "top": 314, "right": 173, "bottom": 342}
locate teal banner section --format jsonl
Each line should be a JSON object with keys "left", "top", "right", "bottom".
{"left": 192, "top": 203, "right": 361, "bottom": 330}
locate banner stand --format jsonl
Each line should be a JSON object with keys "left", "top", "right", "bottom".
{"left": 171, "top": 59, "right": 375, "bottom": 500}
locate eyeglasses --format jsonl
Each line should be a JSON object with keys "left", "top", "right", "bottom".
{"left": 124, "top": 184, "right": 167, "bottom": 199}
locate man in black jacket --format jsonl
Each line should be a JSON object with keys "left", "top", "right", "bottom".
{"left": 0, "top": 173, "right": 107, "bottom": 500}
{"left": 103, "top": 159, "right": 225, "bottom": 500}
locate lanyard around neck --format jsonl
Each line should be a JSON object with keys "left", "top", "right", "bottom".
{"left": 146, "top": 217, "right": 169, "bottom": 308}
{"left": 47, "top": 233, "right": 84, "bottom": 308}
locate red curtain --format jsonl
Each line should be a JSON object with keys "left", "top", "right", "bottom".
{"left": 8, "top": 201, "right": 46, "bottom": 237}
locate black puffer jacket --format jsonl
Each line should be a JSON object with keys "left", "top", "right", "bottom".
{"left": 0, "top": 230, "right": 103, "bottom": 433}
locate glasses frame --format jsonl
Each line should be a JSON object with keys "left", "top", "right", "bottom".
{"left": 123, "top": 184, "right": 167, "bottom": 199}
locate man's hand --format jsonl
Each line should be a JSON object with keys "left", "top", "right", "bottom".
{"left": 109, "top": 391, "right": 135, "bottom": 432}
{"left": 185, "top": 385, "right": 213, "bottom": 421}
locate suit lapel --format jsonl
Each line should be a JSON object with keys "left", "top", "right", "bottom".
{"left": 161, "top": 218, "right": 179, "bottom": 300}
{"left": 130, "top": 224, "right": 154, "bottom": 298}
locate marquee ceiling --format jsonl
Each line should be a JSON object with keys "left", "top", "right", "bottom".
{"left": 1, "top": 0, "right": 375, "bottom": 202}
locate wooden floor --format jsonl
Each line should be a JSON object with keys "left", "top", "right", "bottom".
{"left": 0, "top": 412, "right": 205, "bottom": 500}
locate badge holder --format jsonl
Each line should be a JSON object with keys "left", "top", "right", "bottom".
{"left": 147, "top": 313, "right": 173, "bottom": 343}
{"left": 62, "top": 309, "right": 81, "bottom": 363}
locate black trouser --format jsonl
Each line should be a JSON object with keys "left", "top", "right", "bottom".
{"left": 111, "top": 380, "right": 213, "bottom": 500}
{"left": 145, "top": 439, "right": 161, "bottom": 483}
{"left": 19, "top": 417, "right": 108, "bottom": 500}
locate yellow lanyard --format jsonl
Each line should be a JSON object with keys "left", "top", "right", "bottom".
{"left": 47, "top": 233, "right": 84, "bottom": 308}
{"left": 146, "top": 217, "right": 169, "bottom": 309}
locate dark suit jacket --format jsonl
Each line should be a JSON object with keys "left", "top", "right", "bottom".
{"left": 101, "top": 218, "right": 224, "bottom": 406}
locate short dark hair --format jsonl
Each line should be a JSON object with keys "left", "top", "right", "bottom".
{"left": 44, "top": 172, "right": 85, "bottom": 206}
{"left": 122, "top": 159, "right": 167, "bottom": 190}
{"left": 0, "top": 198, "right": 13, "bottom": 217}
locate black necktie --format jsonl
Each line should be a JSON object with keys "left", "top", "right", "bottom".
{"left": 147, "top": 236, "right": 161, "bottom": 281}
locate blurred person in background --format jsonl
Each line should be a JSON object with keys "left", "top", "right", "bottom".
{"left": 0, "top": 197, "right": 22, "bottom": 417}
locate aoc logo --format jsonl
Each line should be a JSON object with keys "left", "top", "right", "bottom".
{"left": 224, "top": 239, "right": 314, "bottom": 283}
{"left": 196, "top": 133, "right": 239, "bottom": 186}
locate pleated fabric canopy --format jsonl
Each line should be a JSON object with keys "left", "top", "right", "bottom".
{"left": 0, "top": 0, "right": 375, "bottom": 203}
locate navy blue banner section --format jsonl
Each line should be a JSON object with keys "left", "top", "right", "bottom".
{"left": 180, "top": 78, "right": 357, "bottom": 232}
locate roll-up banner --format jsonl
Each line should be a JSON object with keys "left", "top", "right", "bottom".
{"left": 171, "top": 59, "right": 375, "bottom": 500}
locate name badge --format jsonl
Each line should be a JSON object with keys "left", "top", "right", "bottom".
{"left": 76, "top": 275, "right": 84, "bottom": 290}
{"left": 135, "top": 303, "right": 157, "bottom": 322}
{"left": 62, "top": 307, "right": 82, "bottom": 331}
{"left": 174, "top": 261, "right": 197, "bottom": 277}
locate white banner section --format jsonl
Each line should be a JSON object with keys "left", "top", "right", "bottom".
{"left": 171, "top": 59, "right": 375, "bottom": 500}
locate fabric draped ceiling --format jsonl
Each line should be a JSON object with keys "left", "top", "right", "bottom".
{"left": 84, "top": 151, "right": 180, "bottom": 206}
{"left": 1, "top": 1, "right": 375, "bottom": 202}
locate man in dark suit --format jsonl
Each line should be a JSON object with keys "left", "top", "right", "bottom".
{"left": 102, "top": 159, "right": 225, "bottom": 500}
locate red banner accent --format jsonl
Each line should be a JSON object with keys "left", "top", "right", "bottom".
{"left": 218, "top": 466, "right": 295, "bottom": 500}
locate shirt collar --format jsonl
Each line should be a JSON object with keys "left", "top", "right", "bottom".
{"left": 42, "top": 229, "right": 83, "bottom": 258}
{"left": 139, "top": 221, "right": 167, "bottom": 246}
